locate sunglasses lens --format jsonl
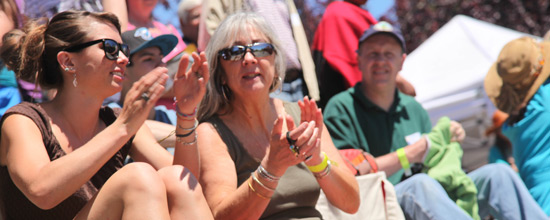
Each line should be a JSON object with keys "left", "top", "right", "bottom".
{"left": 103, "top": 40, "right": 119, "bottom": 60}
{"left": 121, "top": 44, "right": 130, "bottom": 57}
{"left": 228, "top": 46, "right": 246, "bottom": 61}
{"left": 250, "top": 43, "right": 274, "bottom": 57}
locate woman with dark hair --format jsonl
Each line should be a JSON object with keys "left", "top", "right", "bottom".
{"left": 191, "top": 12, "right": 360, "bottom": 219}
{"left": 0, "top": 10, "right": 213, "bottom": 219}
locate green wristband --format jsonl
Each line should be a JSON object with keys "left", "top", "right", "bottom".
{"left": 396, "top": 148, "right": 412, "bottom": 176}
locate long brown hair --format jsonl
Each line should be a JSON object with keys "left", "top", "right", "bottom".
{"left": 0, "top": 10, "right": 121, "bottom": 90}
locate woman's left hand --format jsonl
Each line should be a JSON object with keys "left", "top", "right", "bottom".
{"left": 297, "top": 97, "right": 324, "bottom": 166}
{"left": 173, "top": 52, "right": 210, "bottom": 114}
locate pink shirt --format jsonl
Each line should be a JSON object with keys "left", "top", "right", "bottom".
{"left": 127, "top": 20, "right": 186, "bottom": 62}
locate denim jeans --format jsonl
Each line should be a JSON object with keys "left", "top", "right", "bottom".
{"left": 470, "top": 163, "right": 547, "bottom": 220}
{"left": 395, "top": 164, "right": 547, "bottom": 220}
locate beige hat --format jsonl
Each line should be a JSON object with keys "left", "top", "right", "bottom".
{"left": 484, "top": 37, "right": 550, "bottom": 114}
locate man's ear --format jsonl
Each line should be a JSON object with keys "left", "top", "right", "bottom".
{"left": 57, "top": 51, "right": 75, "bottom": 72}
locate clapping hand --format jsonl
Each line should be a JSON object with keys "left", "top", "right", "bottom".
{"left": 173, "top": 52, "right": 209, "bottom": 114}
{"left": 298, "top": 97, "right": 324, "bottom": 166}
{"left": 262, "top": 114, "right": 320, "bottom": 177}
{"left": 118, "top": 66, "right": 168, "bottom": 134}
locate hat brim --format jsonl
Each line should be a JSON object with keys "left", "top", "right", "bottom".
{"left": 485, "top": 41, "right": 550, "bottom": 114}
{"left": 130, "top": 34, "right": 178, "bottom": 57}
{"left": 524, "top": 42, "right": 550, "bottom": 105}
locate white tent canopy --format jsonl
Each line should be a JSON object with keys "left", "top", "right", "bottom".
{"left": 400, "top": 15, "right": 538, "bottom": 126}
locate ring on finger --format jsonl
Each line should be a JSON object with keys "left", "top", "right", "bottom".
{"left": 286, "top": 131, "right": 296, "bottom": 145}
{"left": 141, "top": 92, "right": 150, "bottom": 101}
{"left": 194, "top": 71, "right": 202, "bottom": 78}
{"left": 289, "top": 145, "right": 300, "bottom": 157}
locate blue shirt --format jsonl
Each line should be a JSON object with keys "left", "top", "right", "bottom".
{"left": 502, "top": 79, "right": 550, "bottom": 215}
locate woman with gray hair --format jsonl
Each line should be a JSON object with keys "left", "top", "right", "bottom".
{"left": 191, "top": 12, "right": 360, "bottom": 219}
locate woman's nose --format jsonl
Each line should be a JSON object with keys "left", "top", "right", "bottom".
{"left": 242, "top": 51, "right": 257, "bottom": 65}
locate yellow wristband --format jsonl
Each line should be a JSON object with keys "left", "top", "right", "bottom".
{"left": 396, "top": 148, "right": 412, "bottom": 176}
{"left": 307, "top": 152, "right": 329, "bottom": 173}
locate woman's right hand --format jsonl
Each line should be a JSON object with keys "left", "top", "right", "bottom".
{"left": 117, "top": 67, "right": 168, "bottom": 135}
{"left": 262, "top": 114, "right": 320, "bottom": 177}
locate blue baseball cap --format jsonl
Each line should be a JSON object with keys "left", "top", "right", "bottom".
{"left": 358, "top": 21, "right": 406, "bottom": 51}
{"left": 122, "top": 27, "right": 178, "bottom": 57}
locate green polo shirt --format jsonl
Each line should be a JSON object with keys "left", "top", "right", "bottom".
{"left": 324, "top": 83, "right": 432, "bottom": 184}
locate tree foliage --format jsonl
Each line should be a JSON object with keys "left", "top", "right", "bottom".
{"left": 298, "top": 0, "right": 550, "bottom": 53}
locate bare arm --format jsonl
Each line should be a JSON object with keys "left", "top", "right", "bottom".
{"left": 0, "top": 115, "right": 135, "bottom": 209}
{"left": 102, "top": 0, "right": 128, "bottom": 31}
{"left": 197, "top": 123, "right": 270, "bottom": 219}
{"left": 396, "top": 73, "right": 416, "bottom": 97}
{"left": 145, "top": 120, "right": 175, "bottom": 149}
{"left": 375, "top": 138, "right": 427, "bottom": 176}
{"left": 171, "top": 52, "right": 209, "bottom": 178}
{"left": 129, "top": 123, "right": 173, "bottom": 169}
{"left": 0, "top": 67, "right": 168, "bottom": 210}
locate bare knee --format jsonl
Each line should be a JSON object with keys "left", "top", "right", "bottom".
{"left": 114, "top": 162, "right": 167, "bottom": 199}
{"left": 157, "top": 165, "right": 203, "bottom": 199}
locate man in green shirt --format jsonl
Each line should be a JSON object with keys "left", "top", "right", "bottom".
{"left": 324, "top": 21, "right": 547, "bottom": 219}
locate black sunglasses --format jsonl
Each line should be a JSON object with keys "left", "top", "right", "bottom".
{"left": 218, "top": 42, "right": 275, "bottom": 61}
{"left": 65, "top": 38, "right": 130, "bottom": 60}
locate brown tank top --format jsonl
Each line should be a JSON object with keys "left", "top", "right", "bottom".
{"left": 203, "top": 102, "right": 322, "bottom": 220}
{"left": 0, "top": 102, "right": 133, "bottom": 220}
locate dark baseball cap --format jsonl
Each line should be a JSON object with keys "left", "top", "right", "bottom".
{"left": 122, "top": 27, "right": 178, "bottom": 57}
{"left": 358, "top": 21, "right": 406, "bottom": 51}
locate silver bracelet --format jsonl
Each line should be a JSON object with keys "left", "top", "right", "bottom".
{"left": 252, "top": 172, "right": 275, "bottom": 192}
{"left": 257, "top": 165, "right": 281, "bottom": 182}
{"left": 176, "top": 132, "right": 197, "bottom": 145}
{"left": 313, "top": 161, "right": 332, "bottom": 179}
{"left": 177, "top": 118, "right": 198, "bottom": 131}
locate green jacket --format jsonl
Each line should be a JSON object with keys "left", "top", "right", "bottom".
{"left": 425, "top": 117, "right": 480, "bottom": 220}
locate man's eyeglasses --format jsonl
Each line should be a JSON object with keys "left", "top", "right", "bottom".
{"left": 65, "top": 38, "right": 130, "bottom": 60}
{"left": 218, "top": 42, "right": 275, "bottom": 61}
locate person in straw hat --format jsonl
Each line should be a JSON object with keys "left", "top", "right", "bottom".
{"left": 485, "top": 36, "right": 550, "bottom": 216}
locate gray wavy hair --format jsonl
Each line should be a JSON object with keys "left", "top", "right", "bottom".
{"left": 198, "top": 12, "right": 285, "bottom": 121}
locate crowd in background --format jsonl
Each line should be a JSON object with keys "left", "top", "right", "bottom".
{"left": 1, "top": 0, "right": 550, "bottom": 219}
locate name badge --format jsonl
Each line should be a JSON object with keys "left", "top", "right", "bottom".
{"left": 405, "top": 132, "right": 421, "bottom": 145}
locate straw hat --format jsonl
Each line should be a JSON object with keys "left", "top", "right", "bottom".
{"left": 484, "top": 37, "right": 550, "bottom": 114}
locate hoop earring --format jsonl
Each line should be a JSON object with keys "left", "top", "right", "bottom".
{"left": 73, "top": 74, "right": 78, "bottom": 87}
{"left": 221, "top": 84, "right": 230, "bottom": 101}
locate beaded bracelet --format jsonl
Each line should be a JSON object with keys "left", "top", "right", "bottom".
{"left": 176, "top": 106, "right": 197, "bottom": 118}
{"left": 176, "top": 132, "right": 197, "bottom": 145}
{"left": 257, "top": 165, "right": 281, "bottom": 182}
{"left": 248, "top": 178, "right": 270, "bottom": 200}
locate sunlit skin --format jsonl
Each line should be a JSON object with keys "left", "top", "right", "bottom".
{"left": 357, "top": 33, "right": 406, "bottom": 107}
{"left": 219, "top": 28, "right": 276, "bottom": 102}
{"left": 60, "top": 21, "right": 129, "bottom": 102}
